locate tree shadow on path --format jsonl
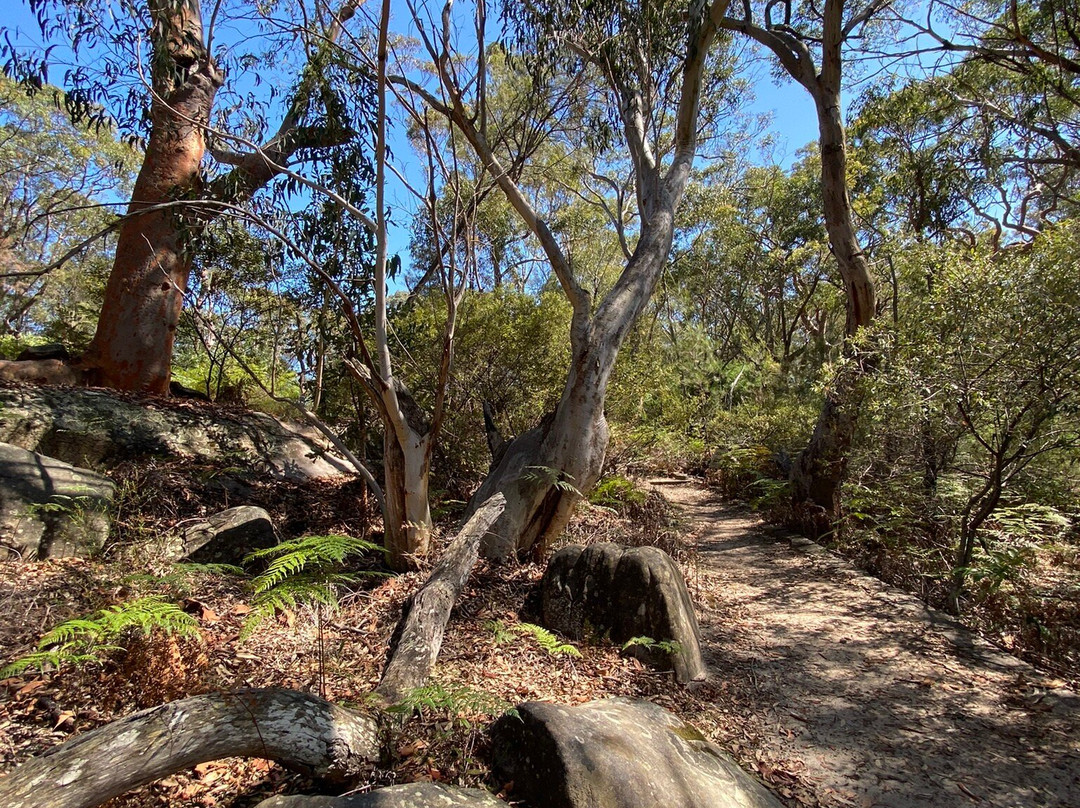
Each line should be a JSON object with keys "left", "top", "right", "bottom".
{"left": 653, "top": 479, "right": 1080, "bottom": 808}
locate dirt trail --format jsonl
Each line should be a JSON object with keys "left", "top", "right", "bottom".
{"left": 652, "top": 479, "right": 1080, "bottom": 808}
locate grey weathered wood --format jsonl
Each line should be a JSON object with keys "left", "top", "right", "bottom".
{"left": 375, "top": 494, "right": 506, "bottom": 703}
{"left": 0, "top": 689, "right": 379, "bottom": 808}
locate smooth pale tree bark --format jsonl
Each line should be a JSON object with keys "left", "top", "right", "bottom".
{"left": 335, "top": 0, "right": 461, "bottom": 570}
{"left": 723, "top": 0, "right": 881, "bottom": 517}
{"left": 0, "top": 689, "right": 379, "bottom": 808}
{"left": 404, "top": 0, "right": 732, "bottom": 559}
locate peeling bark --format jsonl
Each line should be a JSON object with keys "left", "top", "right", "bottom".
{"left": 0, "top": 689, "right": 379, "bottom": 808}
{"left": 81, "top": 0, "right": 224, "bottom": 393}
{"left": 376, "top": 494, "right": 506, "bottom": 704}
{"left": 381, "top": 422, "right": 433, "bottom": 571}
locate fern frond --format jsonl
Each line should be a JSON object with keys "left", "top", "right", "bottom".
{"left": 246, "top": 534, "right": 381, "bottom": 592}
{"left": 483, "top": 620, "right": 515, "bottom": 644}
{"left": 621, "top": 635, "right": 682, "bottom": 654}
{"left": 172, "top": 562, "right": 246, "bottom": 576}
{"left": 3, "top": 596, "right": 198, "bottom": 677}
{"left": 514, "top": 623, "right": 582, "bottom": 658}
{"left": 240, "top": 533, "right": 386, "bottom": 641}
{"left": 388, "top": 682, "right": 514, "bottom": 722}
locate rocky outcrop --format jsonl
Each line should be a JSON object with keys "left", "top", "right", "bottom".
{"left": 15, "top": 344, "right": 70, "bottom": 362}
{"left": 491, "top": 698, "right": 783, "bottom": 808}
{"left": 0, "top": 441, "right": 114, "bottom": 559}
{"left": 168, "top": 505, "right": 277, "bottom": 564}
{"left": 256, "top": 784, "right": 507, "bottom": 807}
{"left": 0, "top": 383, "right": 352, "bottom": 481}
{"left": 541, "top": 542, "right": 707, "bottom": 682}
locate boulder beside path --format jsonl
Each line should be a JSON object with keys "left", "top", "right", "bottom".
{"left": 491, "top": 697, "right": 783, "bottom": 808}
{"left": 541, "top": 542, "right": 707, "bottom": 682}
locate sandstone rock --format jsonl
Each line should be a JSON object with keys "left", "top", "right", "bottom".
{"left": 0, "top": 441, "right": 114, "bottom": 559}
{"left": 171, "top": 505, "right": 277, "bottom": 565}
{"left": 491, "top": 698, "right": 783, "bottom": 808}
{"left": 255, "top": 783, "right": 507, "bottom": 807}
{"left": 0, "top": 383, "right": 352, "bottom": 480}
{"left": 541, "top": 542, "right": 706, "bottom": 682}
{"left": 0, "top": 358, "right": 83, "bottom": 387}
{"left": 15, "top": 344, "right": 70, "bottom": 362}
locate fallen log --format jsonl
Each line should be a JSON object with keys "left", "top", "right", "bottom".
{"left": 0, "top": 688, "right": 379, "bottom": 808}
{"left": 375, "top": 494, "right": 506, "bottom": 703}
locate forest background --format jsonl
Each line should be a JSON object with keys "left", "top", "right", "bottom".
{"left": 1, "top": 0, "right": 1078, "bottom": 679}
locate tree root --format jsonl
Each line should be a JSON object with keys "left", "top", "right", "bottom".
{"left": 0, "top": 688, "right": 380, "bottom": 808}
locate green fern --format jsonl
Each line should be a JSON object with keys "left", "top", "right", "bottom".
{"left": 388, "top": 682, "right": 516, "bottom": 727}
{"left": 487, "top": 620, "right": 581, "bottom": 658}
{"left": 516, "top": 622, "right": 582, "bottom": 657}
{"left": 122, "top": 562, "right": 246, "bottom": 595}
{"left": 241, "top": 534, "right": 385, "bottom": 638}
{"left": 482, "top": 619, "right": 516, "bottom": 644}
{"left": 520, "top": 466, "right": 583, "bottom": 496}
{"left": 621, "top": 635, "right": 683, "bottom": 655}
{"left": 1, "top": 596, "right": 199, "bottom": 677}
{"left": 172, "top": 562, "right": 246, "bottom": 577}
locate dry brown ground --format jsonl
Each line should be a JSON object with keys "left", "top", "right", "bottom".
{"left": 1, "top": 478, "right": 1078, "bottom": 807}
{"left": 658, "top": 478, "right": 1080, "bottom": 808}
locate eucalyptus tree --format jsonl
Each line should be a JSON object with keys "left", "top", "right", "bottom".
{"left": 1, "top": 0, "right": 370, "bottom": 392}
{"left": 397, "top": 0, "right": 736, "bottom": 559}
{"left": 719, "top": 0, "right": 894, "bottom": 518}
{"left": 900, "top": 0, "right": 1080, "bottom": 229}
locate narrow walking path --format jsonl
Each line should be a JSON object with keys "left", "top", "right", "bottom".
{"left": 653, "top": 479, "right": 1080, "bottom": 808}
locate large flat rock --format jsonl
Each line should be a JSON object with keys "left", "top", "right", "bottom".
{"left": 0, "top": 383, "right": 352, "bottom": 481}
{"left": 0, "top": 441, "right": 114, "bottom": 559}
{"left": 492, "top": 698, "right": 782, "bottom": 808}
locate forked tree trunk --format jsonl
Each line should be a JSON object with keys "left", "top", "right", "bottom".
{"left": 0, "top": 689, "right": 379, "bottom": 808}
{"left": 421, "top": 3, "right": 728, "bottom": 560}
{"left": 471, "top": 215, "right": 675, "bottom": 560}
{"left": 81, "top": 0, "right": 223, "bottom": 393}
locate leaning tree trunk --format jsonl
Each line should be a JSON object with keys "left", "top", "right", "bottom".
{"left": 81, "top": 0, "right": 223, "bottom": 393}
{"left": 471, "top": 347, "right": 610, "bottom": 561}
{"left": 376, "top": 494, "right": 506, "bottom": 703}
{"left": 0, "top": 689, "right": 379, "bottom": 808}
{"left": 470, "top": 213, "right": 676, "bottom": 561}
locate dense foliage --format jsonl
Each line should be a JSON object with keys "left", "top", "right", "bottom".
{"left": 2, "top": 0, "right": 1078, "bottom": 668}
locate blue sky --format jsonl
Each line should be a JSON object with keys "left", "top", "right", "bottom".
{"left": 4, "top": 1, "right": 825, "bottom": 275}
